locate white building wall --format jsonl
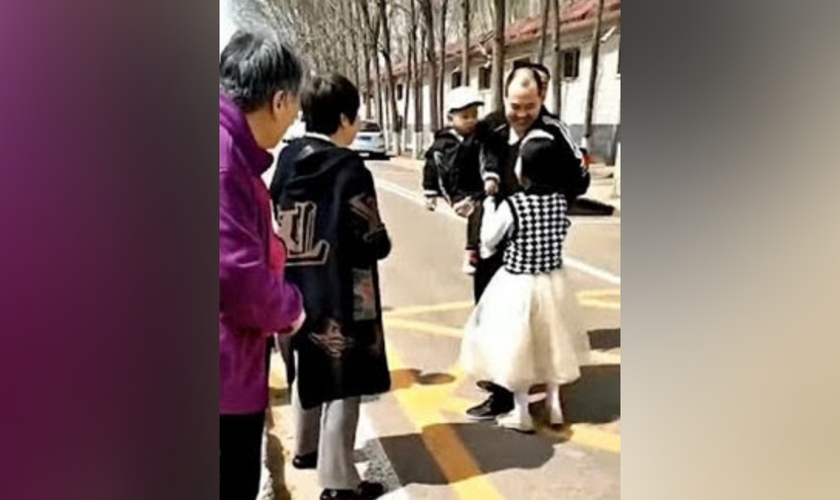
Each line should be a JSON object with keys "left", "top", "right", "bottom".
{"left": 536, "top": 26, "right": 618, "bottom": 127}
{"left": 595, "top": 32, "right": 621, "bottom": 125}
{"left": 562, "top": 31, "right": 621, "bottom": 125}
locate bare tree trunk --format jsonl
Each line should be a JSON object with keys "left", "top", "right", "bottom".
{"left": 358, "top": 0, "right": 385, "bottom": 126}
{"left": 337, "top": 1, "right": 350, "bottom": 78}
{"left": 490, "top": 0, "right": 506, "bottom": 112}
{"left": 349, "top": 1, "right": 362, "bottom": 87}
{"left": 552, "top": 0, "right": 562, "bottom": 116}
{"left": 438, "top": 0, "right": 448, "bottom": 127}
{"left": 538, "top": 0, "right": 550, "bottom": 64}
{"left": 403, "top": 40, "right": 412, "bottom": 154}
{"left": 357, "top": 0, "right": 374, "bottom": 119}
{"left": 373, "top": 17, "right": 385, "bottom": 128}
{"left": 462, "top": 0, "right": 471, "bottom": 86}
{"left": 412, "top": 1, "right": 425, "bottom": 157}
{"left": 378, "top": 0, "right": 402, "bottom": 155}
{"left": 362, "top": 36, "right": 373, "bottom": 119}
{"left": 419, "top": 1, "right": 439, "bottom": 137}
{"left": 583, "top": 0, "right": 605, "bottom": 157}
{"left": 373, "top": 61, "right": 384, "bottom": 126}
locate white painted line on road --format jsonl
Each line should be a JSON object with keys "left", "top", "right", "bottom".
{"left": 376, "top": 177, "right": 433, "bottom": 204}
{"left": 568, "top": 218, "right": 621, "bottom": 225}
{"left": 375, "top": 178, "right": 622, "bottom": 285}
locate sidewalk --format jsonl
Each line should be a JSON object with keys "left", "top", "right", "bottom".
{"left": 388, "top": 155, "right": 621, "bottom": 216}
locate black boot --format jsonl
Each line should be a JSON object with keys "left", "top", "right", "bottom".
{"left": 466, "top": 388, "right": 514, "bottom": 421}
{"left": 320, "top": 481, "right": 385, "bottom": 500}
{"left": 291, "top": 451, "right": 317, "bottom": 470}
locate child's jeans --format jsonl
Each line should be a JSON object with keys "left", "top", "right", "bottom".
{"left": 452, "top": 193, "right": 483, "bottom": 252}
{"left": 466, "top": 207, "right": 481, "bottom": 251}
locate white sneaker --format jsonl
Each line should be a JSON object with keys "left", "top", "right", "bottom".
{"left": 462, "top": 261, "right": 477, "bottom": 275}
{"left": 462, "top": 250, "right": 478, "bottom": 275}
{"left": 496, "top": 412, "right": 535, "bottom": 433}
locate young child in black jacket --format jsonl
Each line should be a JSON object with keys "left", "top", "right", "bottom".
{"left": 422, "top": 87, "right": 486, "bottom": 274}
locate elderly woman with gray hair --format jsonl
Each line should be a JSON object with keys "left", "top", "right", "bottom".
{"left": 219, "top": 30, "right": 307, "bottom": 500}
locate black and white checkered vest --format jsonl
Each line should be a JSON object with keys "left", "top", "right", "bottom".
{"left": 503, "top": 191, "right": 571, "bottom": 275}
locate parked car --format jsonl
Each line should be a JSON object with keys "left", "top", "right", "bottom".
{"left": 350, "top": 121, "right": 388, "bottom": 159}
{"left": 282, "top": 118, "right": 306, "bottom": 144}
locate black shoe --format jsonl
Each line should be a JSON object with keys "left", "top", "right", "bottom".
{"left": 466, "top": 394, "right": 515, "bottom": 421}
{"left": 358, "top": 481, "right": 385, "bottom": 499}
{"left": 320, "top": 481, "right": 385, "bottom": 500}
{"left": 477, "top": 380, "right": 503, "bottom": 393}
{"left": 292, "top": 451, "right": 317, "bottom": 470}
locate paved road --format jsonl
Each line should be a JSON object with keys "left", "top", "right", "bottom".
{"left": 262, "top": 158, "right": 621, "bottom": 500}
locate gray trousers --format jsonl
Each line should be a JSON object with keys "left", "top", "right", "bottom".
{"left": 291, "top": 377, "right": 362, "bottom": 490}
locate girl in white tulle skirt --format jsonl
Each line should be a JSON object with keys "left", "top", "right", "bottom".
{"left": 459, "top": 131, "right": 590, "bottom": 432}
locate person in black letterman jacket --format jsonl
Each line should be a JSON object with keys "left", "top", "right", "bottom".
{"left": 270, "top": 74, "right": 390, "bottom": 500}
{"left": 465, "top": 66, "right": 590, "bottom": 422}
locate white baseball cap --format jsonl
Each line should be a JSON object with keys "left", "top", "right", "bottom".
{"left": 447, "top": 86, "right": 484, "bottom": 113}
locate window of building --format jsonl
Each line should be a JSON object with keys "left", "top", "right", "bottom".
{"left": 561, "top": 48, "right": 581, "bottom": 79}
{"left": 395, "top": 83, "right": 404, "bottom": 100}
{"left": 451, "top": 70, "right": 463, "bottom": 88}
{"left": 478, "top": 66, "right": 491, "bottom": 90}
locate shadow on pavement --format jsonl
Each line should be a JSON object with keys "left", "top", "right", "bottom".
{"left": 561, "top": 364, "right": 621, "bottom": 425}
{"left": 360, "top": 364, "right": 619, "bottom": 486}
{"left": 390, "top": 368, "right": 457, "bottom": 391}
{"left": 376, "top": 422, "right": 555, "bottom": 485}
{"left": 569, "top": 198, "right": 616, "bottom": 216}
{"left": 588, "top": 328, "right": 620, "bottom": 350}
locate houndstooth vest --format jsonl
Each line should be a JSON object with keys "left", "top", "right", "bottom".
{"left": 503, "top": 191, "right": 571, "bottom": 275}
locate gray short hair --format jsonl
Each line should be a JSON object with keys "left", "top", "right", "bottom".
{"left": 220, "top": 30, "right": 304, "bottom": 113}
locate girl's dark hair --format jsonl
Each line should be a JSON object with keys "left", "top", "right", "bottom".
{"left": 301, "top": 74, "right": 361, "bottom": 136}
{"left": 519, "top": 137, "right": 556, "bottom": 187}
{"left": 220, "top": 30, "right": 304, "bottom": 113}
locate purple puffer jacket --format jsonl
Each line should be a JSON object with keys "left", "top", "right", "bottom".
{"left": 220, "top": 91, "right": 303, "bottom": 415}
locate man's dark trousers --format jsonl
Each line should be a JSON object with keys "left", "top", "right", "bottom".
{"left": 472, "top": 245, "right": 514, "bottom": 406}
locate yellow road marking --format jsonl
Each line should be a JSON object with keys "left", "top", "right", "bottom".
{"left": 385, "top": 346, "right": 505, "bottom": 500}
{"left": 589, "top": 350, "right": 621, "bottom": 365}
{"left": 577, "top": 289, "right": 621, "bottom": 310}
{"left": 384, "top": 306, "right": 621, "bottom": 454}
{"left": 269, "top": 363, "right": 283, "bottom": 388}
{"left": 267, "top": 342, "right": 504, "bottom": 498}
{"left": 564, "top": 424, "right": 621, "bottom": 453}
{"left": 384, "top": 300, "right": 475, "bottom": 317}
{"left": 385, "top": 289, "right": 621, "bottom": 320}
{"left": 269, "top": 294, "right": 620, "bottom": 496}
{"left": 386, "top": 316, "right": 620, "bottom": 365}
{"left": 384, "top": 317, "right": 463, "bottom": 338}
